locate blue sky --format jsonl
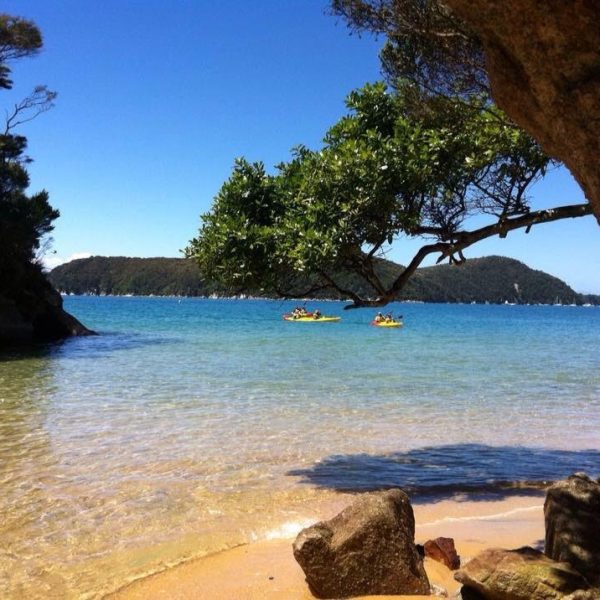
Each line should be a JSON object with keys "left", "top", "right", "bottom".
{"left": 4, "top": 1, "right": 600, "bottom": 293}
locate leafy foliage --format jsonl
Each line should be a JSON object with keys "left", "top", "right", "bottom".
{"left": 187, "top": 82, "right": 581, "bottom": 309}
{"left": 50, "top": 257, "right": 214, "bottom": 297}
{"left": 331, "top": 0, "right": 488, "bottom": 99}
{"left": 0, "top": 14, "right": 58, "bottom": 296}
{"left": 0, "top": 14, "right": 42, "bottom": 89}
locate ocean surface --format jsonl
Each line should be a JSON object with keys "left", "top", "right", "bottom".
{"left": 1, "top": 297, "right": 599, "bottom": 598}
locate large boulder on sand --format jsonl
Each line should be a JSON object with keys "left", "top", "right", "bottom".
{"left": 454, "top": 546, "right": 589, "bottom": 599}
{"left": 292, "top": 488, "right": 430, "bottom": 598}
{"left": 545, "top": 472, "right": 600, "bottom": 587}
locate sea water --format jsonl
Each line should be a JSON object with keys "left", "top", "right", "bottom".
{"left": 1, "top": 297, "right": 599, "bottom": 598}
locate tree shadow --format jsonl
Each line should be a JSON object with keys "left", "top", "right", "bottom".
{"left": 287, "top": 444, "right": 600, "bottom": 503}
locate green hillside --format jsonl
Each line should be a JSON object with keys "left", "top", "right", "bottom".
{"left": 48, "top": 255, "right": 599, "bottom": 305}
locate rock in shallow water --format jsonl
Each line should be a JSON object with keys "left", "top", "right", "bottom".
{"left": 545, "top": 472, "right": 600, "bottom": 587}
{"left": 454, "top": 546, "right": 589, "bottom": 600}
{"left": 292, "top": 488, "right": 430, "bottom": 598}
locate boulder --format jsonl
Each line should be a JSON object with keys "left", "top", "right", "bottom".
{"left": 425, "top": 537, "right": 460, "bottom": 570}
{"left": 545, "top": 472, "right": 600, "bottom": 587}
{"left": 0, "top": 267, "right": 94, "bottom": 345}
{"left": 454, "top": 546, "right": 589, "bottom": 599}
{"left": 292, "top": 488, "right": 430, "bottom": 598}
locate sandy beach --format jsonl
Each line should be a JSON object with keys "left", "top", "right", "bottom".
{"left": 109, "top": 492, "right": 545, "bottom": 600}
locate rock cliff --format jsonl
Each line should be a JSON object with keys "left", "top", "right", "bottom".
{"left": 445, "top": 0, "right": 600, "bottom": 224}
{"left": 0, "top": 265, "right": 93, "bottom": 345}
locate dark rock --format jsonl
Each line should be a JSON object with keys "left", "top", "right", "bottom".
{"left": 292, "top": 488, "right": 430, "bottom": 598}
{"left": 425, "top": 537, "right": 461, "bottom": 570}
{"left": 545, "top": 472, "right": 600, "bottom": 587}
{"left": 455, "top": 546, "right": 589, "bottom": 600}
{"left": 0, "top": 268, "right": 94, "bottom": 345}
{"left": 454, "top": 587, "right": 486, "bottom": 600}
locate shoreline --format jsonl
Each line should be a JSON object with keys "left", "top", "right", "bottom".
{"left": 108, "top": 492, "right": 546, "bottom": 600}
{"left": 59, "top": 292, "right": 600, "bottom": 307}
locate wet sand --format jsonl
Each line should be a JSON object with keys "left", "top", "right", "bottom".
{"left": 109, "top": 493, "right": 545, "bottom": 600}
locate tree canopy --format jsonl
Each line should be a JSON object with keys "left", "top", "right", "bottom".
{"left": 331, "top": 0, "right": 488, "bottom": 100}
{"left": 0, "top": 14, "right": 58, "bottom": 291}
{"left": 331, "top": 0, "right": 600, "bottom": 226}
{"left": 187, "top": 82, "right": 591, "bottom": 308}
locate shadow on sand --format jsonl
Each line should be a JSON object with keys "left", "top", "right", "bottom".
{"left": 287, "top": 444, "right": 600, "bottom": 503}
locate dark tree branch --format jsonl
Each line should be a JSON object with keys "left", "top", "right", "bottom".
{"left": 342, "top": 202, "right": 592, "bottom": 309}
{"left": 274, "top": 281, "right": 331, "bottom": 300}
{"left": 4, "top": 85, "right": 56, "bottom": 134}
{"left": 317, "top": 269, "right": 366, "bottom": 305}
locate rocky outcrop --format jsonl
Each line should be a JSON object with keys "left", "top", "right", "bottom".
{"left": 292, "top": 488, "right": 430, "bottom": 598}
{"left": 563, "top": 592, "right": 600, "bottom": 600}
{"left": 0, "top": 267, "right": 93, "bottom": 345}
{"left": 545, "top": 472, "right": 600, "bottom": 587}
{"left": 454, "top": 546, "right": 590, "bottom": 600}
{"left": 425, "top": 537, "right": 460, "bottom": 570}
{"left": 445, "top": 0, "right": 600, "bottom": 225}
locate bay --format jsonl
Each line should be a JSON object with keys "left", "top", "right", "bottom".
{"left": 1, "top": 297, "right": 599, "bottom": 598}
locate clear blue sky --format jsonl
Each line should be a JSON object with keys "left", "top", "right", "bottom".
{"left": 5, "top": 0, "right": 600, "bottom": 293}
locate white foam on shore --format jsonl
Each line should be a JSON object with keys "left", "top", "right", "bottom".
{"left": 262, "top": 519, "right": 317, "bottom": 540}
{"left": 419, "top": 504, "right": 543, "bottom": 527}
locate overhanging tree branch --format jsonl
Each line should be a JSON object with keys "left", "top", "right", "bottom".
{"left": 343, "top": 202, "right": 592, "bottom": 309}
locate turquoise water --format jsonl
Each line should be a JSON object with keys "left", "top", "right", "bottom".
{"left": 1, "top": 297, "right": 599, "bottom": 598}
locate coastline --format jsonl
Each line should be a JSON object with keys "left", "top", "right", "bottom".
{"left": 108, "top": 492, "right": 545, "bottom": 600}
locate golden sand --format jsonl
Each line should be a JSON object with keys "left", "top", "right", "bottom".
{"left": 109, "top": 494, "right": 545, "bottom": 600}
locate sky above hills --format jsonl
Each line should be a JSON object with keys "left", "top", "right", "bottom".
{"left": 4, "top": 0, "right": 600, "bottom": 293}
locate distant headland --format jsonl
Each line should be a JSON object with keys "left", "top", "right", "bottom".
{"left": 49, "top": 255, "right": 600, "bottom": 306}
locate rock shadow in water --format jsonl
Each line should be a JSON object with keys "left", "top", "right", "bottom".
{"left": 0, "top": 332, "right": 179, "bottom": 362}
{"left": 287, "top": 444, "right": 600, "bottom": 503}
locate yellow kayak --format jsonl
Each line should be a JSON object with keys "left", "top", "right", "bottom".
{"left": 283, "top": 315, "right": 341, "bottom": 323}
{"left": 371, "top": 320, "right": 403, "bottom": 328}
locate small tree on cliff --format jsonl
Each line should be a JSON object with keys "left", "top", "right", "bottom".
{"left": 0, "top": 14, "right": 58, "bottom": 290}
{"left": 187, "top": 83, "right": 591, "bottom": 308}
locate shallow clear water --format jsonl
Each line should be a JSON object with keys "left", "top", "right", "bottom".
{"left": 1, "top": 297, "right": 599, "bottom": 598}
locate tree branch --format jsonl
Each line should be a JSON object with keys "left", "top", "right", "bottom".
{"left": 343, "top": 201, "right": 592, "bottom": 309}
{"left": 4, "top": 85, "right": 56, "bottom": 134}
{"left": 317, "top": 269, "right": 366, "bottom": 305}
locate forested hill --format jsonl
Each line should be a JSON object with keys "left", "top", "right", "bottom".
{"left": 48, "top": 255, "right": 599, "bottom": 305}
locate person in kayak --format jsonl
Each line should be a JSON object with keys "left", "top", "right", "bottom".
{"left": 291, "top": 306, "right": 308, "bottom": 319}
{"left": 313, "top": 309, "right": 322, "bottom": 319}
{"left": 374, "top": 312, "right": 384, "bottom": 323}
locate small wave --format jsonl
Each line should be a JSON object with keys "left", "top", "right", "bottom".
{"left": 262, "top": 518, "right": 317, "bottom": 540}
{"left": 420, "top": 504, "right": 543, "bottom": 527}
